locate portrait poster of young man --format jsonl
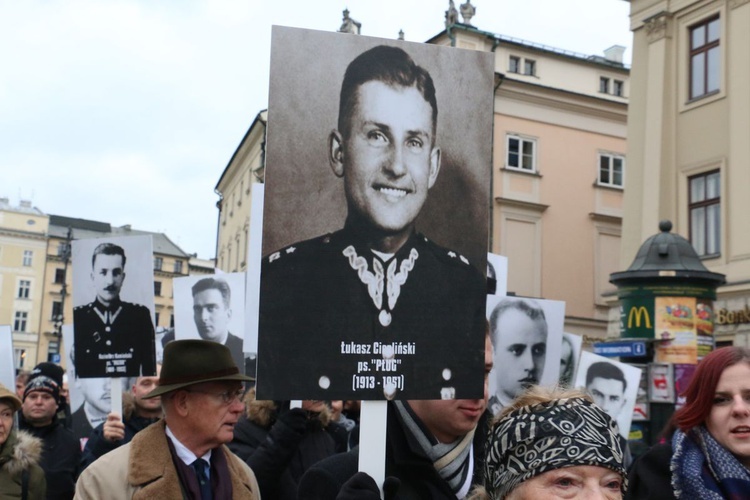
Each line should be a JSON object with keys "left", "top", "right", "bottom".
{"left": 71, "top": 235, "right": 156, "bottom": 379}
{"left": 256, "top": 27, "right": 494, "bottom": 401}
{"left": 173, "top": 272, "right": 248, "bottom": 375}
{"left": 575, "top": 351, "right": 642, "bottom": 440}
{"left": 485, "top": 295, "right": 565, "bottom": 414}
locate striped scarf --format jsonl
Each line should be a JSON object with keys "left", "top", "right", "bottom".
{"left": 394, "top": 401, "right": 474, "bottom": 497}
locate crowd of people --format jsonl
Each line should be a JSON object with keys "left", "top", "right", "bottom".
{"left": 3, "top": 343, "right": 750, "bottom": 499}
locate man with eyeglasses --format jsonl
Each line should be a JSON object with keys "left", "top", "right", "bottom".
{"left": 75, "top": 340, "right": 260, "bottom": 499}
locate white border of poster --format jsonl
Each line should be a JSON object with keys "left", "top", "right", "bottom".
{"left": 0, "top": 325, "right": 14, "bottom": 392}
{"left": 575, "top": 351, "right": 642, "bottom": 440}
{"left": 486, "top": 295, "right": 565, "bottom": 414}
{"left": 244, "top": 183, "right": 264, "bottom": 357}
{"left": 486, "top": 252, "right": 508, "bottom": 297}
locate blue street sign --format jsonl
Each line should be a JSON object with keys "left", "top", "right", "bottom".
{"left": 593, "top": 340, "right": 647, "bottom": 358}
{"left": 48, "top": 353, "right": 61, "bottom": 363}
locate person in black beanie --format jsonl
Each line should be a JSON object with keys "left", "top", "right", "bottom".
{"left": 19, "top": 362, "right": 81, "bottom": 500}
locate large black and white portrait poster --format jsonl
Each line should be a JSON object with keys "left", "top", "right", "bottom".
{"left": 0, "top": 325, "right": 13, "bottom": 392}
{"left": 63, "top": 325, "right": 130, "bottom": 446}
{"left": 575, "top": 351, "right": 642, "bottom": 440}
{"left": 559, "top": 332, "right": 583, "bottom": 387}
{"left": 257, "top": 26, "right": 493, "bottom": 401}
{"left": 173, "top": 272, "right": 247, "bottom": 374}
{"left": 486, "top": 295, "right": 565, "bottom": 415}
{"left": 71, "top": 235, "right": 156, "bottom": 378}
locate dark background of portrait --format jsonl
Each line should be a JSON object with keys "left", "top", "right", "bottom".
{"left": 262, "top": 26, "right": 493, "bottom": 270}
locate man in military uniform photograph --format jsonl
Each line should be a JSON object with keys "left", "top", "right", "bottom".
{"left": 74, "top": 242, "right": 156, "bottom": 378}
{"left": 258, "top": 36, "right": 490, "bottom": 402}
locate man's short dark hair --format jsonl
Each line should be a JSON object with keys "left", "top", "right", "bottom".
{"left": 586, "top": 361, "right": 627, "bottom": 392}
{"left": 191, "top": 277, "right": 231, "bottom": 308}
{"left": 338, "top": 45, "right": 438, "bottom": 140}
{"left": 488, "top": 298, "right": 547, "bottom": 348}
{"left": 92, "top": 242, "right": 126, "bottom": 268}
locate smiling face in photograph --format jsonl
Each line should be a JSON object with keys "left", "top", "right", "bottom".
{"left": 330, "top": 80, "right": 440, "bottom": 244}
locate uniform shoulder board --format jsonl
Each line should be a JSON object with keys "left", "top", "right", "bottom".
{"left": 419, "top": 234, "right": 472, "bottom": 267}
{"left": 265, "top": 233, "right": 332, "bottom": 264}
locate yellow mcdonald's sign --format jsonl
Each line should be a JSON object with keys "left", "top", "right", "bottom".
{"left": 628, "top": 306, "right": 652, "bottom": 328}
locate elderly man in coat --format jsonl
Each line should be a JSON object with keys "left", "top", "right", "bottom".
{"left": 75, "top": 340, "right": 260, "bottom": 499}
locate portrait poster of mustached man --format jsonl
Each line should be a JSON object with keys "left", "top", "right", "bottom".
{"left": 256, "top": 26, "right": 493, "bottom": 401}
{"left": 72, "top": 235, "right": 156, "bottom": 379}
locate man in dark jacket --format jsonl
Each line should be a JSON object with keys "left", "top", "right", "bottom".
{"left": 297, "top": 333, "right": 494, "bottom": 499}
{"left": 19, "top": 363, "right": 81, "bottom": 500}
{"left": 80, "top": 368, "right": 162, "bottom": 470}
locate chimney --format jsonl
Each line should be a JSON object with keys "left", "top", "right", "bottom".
{"left": 20, "top": 200, "right": 32, "bottom": 208}
{"left": 603, "top": 45, "right": 626, "bottom": 64}
{"left": 0, "top": 197, "right": 9, "bottom": 205}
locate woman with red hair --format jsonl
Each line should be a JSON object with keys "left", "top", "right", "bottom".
{"left": 626, "top": 346, "right": 750, "bottom": 499}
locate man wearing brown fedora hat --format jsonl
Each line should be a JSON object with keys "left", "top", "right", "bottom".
{"left": 75, "top": 340, "right": 260, "bottom": 499}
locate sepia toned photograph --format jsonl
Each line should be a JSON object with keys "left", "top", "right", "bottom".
{"left": 257, "top": 26, "right": 494, "bottom": 401}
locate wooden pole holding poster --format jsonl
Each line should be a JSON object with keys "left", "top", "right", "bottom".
{"left": 359, "top": 401, "right": 388, "bottom": 497}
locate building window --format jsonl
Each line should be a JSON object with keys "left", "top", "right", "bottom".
{"left": 154, "top": 312, "right": 160, "bottom": 326}
{"left": 154, "top": 257, "right": 163, "bottom": 271}
{"left": 599, "top": 77, "right": 610, "bottom": 93}
{"left": 17, "top": 280, "right": 31, "bottom": 299}
{"left": 690, "top": 16, "right": 720, "bottom": 100}
{"left": 170, "top": 314, "right": 175, "bottom": 328}
{"left": 14, "top": 348, "right": 26, "bottom": 368}
{"left": 56, "top": 242, "right": 69, "bottom": 257}
{"left": 154, "top": 281, "right": 162, "bottom": 296}
{"left": 598, "top": 154, "right": 625, "bottom": 188}
{"left": 54, "top": 268, "right": 66, "bottom": 284}
{"left": 22, "top": 250, "right": 32, "bottom": 267}
{"left": 524, "top": 59, "right": 536, "bottom": 76}
{"left": 509, "top": 55, "right": 520, "bottom": 73}
{"left": 51, "top": 301, "right": 63, "bottom": 321}
{"left": 174, "top": 260, "right": 183, "bottom": 274}
{"left": 613, "top": 80, "right": 624, "bottom": 97}
{"left": 689, "top": 170, "right": 720, "bottom": 257}
{"left": 13, "top": 312, "right": 28, "bottom": 332}
{"left": 506, "top": 135, "right": 536, "bottom": 172}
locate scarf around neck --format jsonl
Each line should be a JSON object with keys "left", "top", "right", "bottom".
{"left": 394, "top": 401, "right": 474, "bottom": 497}
{"left": 672, "top": 426, "right": 750, "bottom": 500}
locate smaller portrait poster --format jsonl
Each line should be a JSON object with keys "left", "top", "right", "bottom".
{"left": 559, "top": 332, "right": 582, "bottom": 387}
{"left": 486, "top": 295, "right": 565, "bottom": 414}
{"left": 486, "top": 253, "right": 508, "bottom": 297}
{"left": 71, "top": 235, "right": 156, "bottom": 378}
{"left": 0, "top": 325, "right": 14, "bottom": 392}
{"left": 173, "top": 272, "right": 247, "bottom": 374}
{"left": 63, "top": 326, "right": 130, "bottom": 446}
{"left": 648, "top": 363, "right": 675, "bottom": 403}
{"left": 575, "top": 351, "right": 642, "bottom": 440}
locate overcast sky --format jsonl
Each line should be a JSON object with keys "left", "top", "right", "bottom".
{"left": 0, "top": 0, "right": 632, "bottom": 259}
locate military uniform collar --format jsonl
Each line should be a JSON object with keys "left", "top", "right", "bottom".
{"left": 93, "top": 297, "right": 122, "bottom": 314}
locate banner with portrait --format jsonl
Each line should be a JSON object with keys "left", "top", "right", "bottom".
{"left": 71, "top": 235, "right": 156, "bottom": 378}
{"left": 574, "top": 351, "right": 642, "bottom": 440}
{"left": 256, "top": 26, "right": 494, "bottom": 401}
{"left": 486, "top": 295, "right": 565, "bottom": 414}
{"left": 173, "top": 272, "right": 248, "bottom": 375}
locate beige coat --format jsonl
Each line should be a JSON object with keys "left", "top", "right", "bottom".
{"left": 75, "top": 420, "right": 260, "bottom": 500}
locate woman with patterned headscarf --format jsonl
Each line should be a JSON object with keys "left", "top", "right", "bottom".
{"left": 469, "top": 386, "right": 627, "bottom": 499}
